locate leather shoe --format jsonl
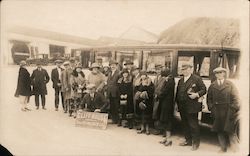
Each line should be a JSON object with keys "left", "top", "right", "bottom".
{"left": 179, "top": 141, "right": 192, "bottom": 146}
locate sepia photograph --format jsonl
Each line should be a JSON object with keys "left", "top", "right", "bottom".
{"left": 0, "top": 0, "right": 249, "bottom": 155}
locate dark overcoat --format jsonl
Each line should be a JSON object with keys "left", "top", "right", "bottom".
{"left": 176, "top": 74, "right": 207, "bottom": 113}
{"left": 15, "top": 67, "right": 32, "bottom": 96}
{"left": 107, "top": 70, "right": 120, "bottom": 98}
{"left": 30, "top": 68, "right": 50, "bottom": 95}
{"left": 134, "top": 78, "right": 154, "bottom": 121}
{"left": 118, "top": 76, "right": 134, "bottom": 116}
{"left": 155, "top": 76, "right": 175, "bottom": 124}
{"left": 207, "top": 79, "right": 240, "bottom": 133}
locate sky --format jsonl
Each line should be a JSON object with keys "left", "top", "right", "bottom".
{"left": 1, "top": 0, "right": 245, "bottom": 39}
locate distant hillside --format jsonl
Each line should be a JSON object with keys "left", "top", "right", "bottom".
{"left": 158, "top": 17, "right": 240, "bottom": 48}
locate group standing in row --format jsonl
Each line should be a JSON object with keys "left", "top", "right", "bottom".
{"left": 15, "top": 58, "right": 240, "bottom": 152}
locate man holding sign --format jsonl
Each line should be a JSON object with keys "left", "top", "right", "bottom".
{"left": 81, "top": 84, "right": 108, "bottom": 113}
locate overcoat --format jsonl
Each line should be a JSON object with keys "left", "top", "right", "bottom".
{"left": 155, "top": 76, "right": 175, "bottom": 124}
{"left": 134, "top": 78, "right": 154, "bottom": 122}
{"left": 15, "top": 67, "right": 32, "bottom": 96}
{"left": 176, "top": 74, "right": 207, "bottom": 113}
{"left": 61, "top": 68, "right": 73, "bottom": 100}
{"left": 118, "top": 76, "right": 134, "bottom": 117}
{"left": 207, "top": 79, "right": 240, "bottom": 133}
{"left": 30, "top": 68, "right": 50, "bottom": 95}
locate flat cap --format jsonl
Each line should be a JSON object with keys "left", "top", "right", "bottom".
{"left": 63, "top": 61, "right": 70, "bottom": 66}
{"left": 213, "top": 67, "right": 227, "bottom": 73}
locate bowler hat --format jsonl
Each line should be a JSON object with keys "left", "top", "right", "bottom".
{"left": 213, "top": 67, "right": 227, "bottom": 73}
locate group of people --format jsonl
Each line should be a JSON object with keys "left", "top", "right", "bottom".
{"left": 15, "top": 58, "right": 240, "bottom": 152}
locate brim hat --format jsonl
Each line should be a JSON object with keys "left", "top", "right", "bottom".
{"left": 109, "top": 60, "right": 118, "bottom": 66}
{"left": 213, "top": 67, "right": 227, "bottom": 73}
{"left": 121, "top": 69, "right": 129, "bottom": 75}
{"left": 181, "top": 63, "right": 193, "bottom": 70}
{"left": 90, "top": 62, "right": 100, "bottom": 69}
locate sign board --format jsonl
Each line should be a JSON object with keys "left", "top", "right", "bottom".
{"left": 75, "top": 110, "right": 108, "bottom": 130}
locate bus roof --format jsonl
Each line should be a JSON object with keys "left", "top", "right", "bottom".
{"left": 75, "top": 44, "right": 240, "bottom": 52}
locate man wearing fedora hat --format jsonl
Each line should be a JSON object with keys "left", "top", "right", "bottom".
{"left": 207, "top": 67, "right": 240, "bottom": 152}
{"left": 107, "top": 60, "right": 120, "bottom": 124}
{"left": 51, "top": 60, "right": 64, "bottom": 111}
{"left": 87, "top": 62, "right": 106, "bottom": 93}
{"left": 176, "top": 63, "right": 206, "bottom": 151}
{"left": 30, "top": 61, "right": 50, "bottom": 110}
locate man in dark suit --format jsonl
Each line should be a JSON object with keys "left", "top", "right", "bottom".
{"left": 31, "top": 61, "right": 50, "bottom": 110}
{"left": 81, "top": 84, "right": 107, "bottom": 113}
{"left": 176, "top": 63, "right": 206, "bottom": 151}
{"left": 51, "top": 60, "right": 64, "bottom": 111}
{"left": 107, "top": 60, "right": 120, "bottom": 124}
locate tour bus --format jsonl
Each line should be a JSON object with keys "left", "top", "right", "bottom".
{"left": 75, "top": 44, "right": 240, "bottom": 133}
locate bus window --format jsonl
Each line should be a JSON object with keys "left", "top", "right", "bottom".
{"left": 224, "top": 53, "right": 240, "bottom": 78}
{"left": 144, "top": 51, "right": 173, "bottom": 73}
{"left": 199, "top": 57, "right": 210, "bottom": 77}
{"left": 95, "top": 51, "right": 112, "bottom": 63}
{"left": 177, "top": 51, "right": 210, "bottom": 77}
{"left": 116, "top": 51, "right": 140, "bottom": 68}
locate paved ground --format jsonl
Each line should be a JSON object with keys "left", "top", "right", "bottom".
{"left": 0, "top": 65, "right": 241, "bottom": 156}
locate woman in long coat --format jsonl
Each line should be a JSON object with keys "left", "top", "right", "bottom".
{"left": 207, "top": 67, "right": 240, "bottom": 152}
{"left": 70, "top": 66, "right": 86, "bottom": 117}
{"left": 155, "top": 69, "right": 175, "bottom": 146}
{"left": 134, "top": 71, "right": 154, "bottom": 135}
{"left": 15, "top": 60, "right": 32, "bottom": 111}
{"left": 118, "top": 69, "right": 134, "bottom": 129}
